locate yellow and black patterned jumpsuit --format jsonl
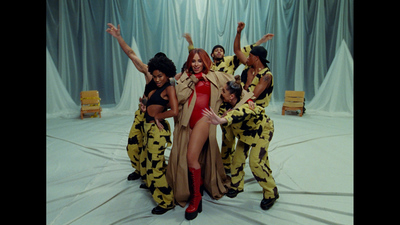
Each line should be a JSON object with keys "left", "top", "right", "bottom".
{"left": 223, "top": 104, "right": 279, "bottom": 200}
{"left": 220, "top": 67, "right": 274, "bottom": 171}
{"left": 204, "top": 44, "right": 258, "bottom": 171}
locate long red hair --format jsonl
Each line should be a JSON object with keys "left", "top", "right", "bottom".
{"left": 186, "top": 48, "right": 212, "bottom": 75}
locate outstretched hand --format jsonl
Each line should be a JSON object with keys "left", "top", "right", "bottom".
{"left": 202, "top": 108, "right": 226, "bottom": 125}
{"left": 106, "top": 23, "right": 121, "bottom": 38}
{"left": 183, "top": 33, "right": 193, "bottom": 46}
{"left": 260, "top": 33, "right": 274, "bottom": 43}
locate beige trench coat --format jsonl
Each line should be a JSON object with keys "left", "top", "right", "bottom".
{"left": 166, "top": 70, "right": 233, "bottom": 207}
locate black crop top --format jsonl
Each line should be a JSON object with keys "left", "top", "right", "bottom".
{"left": 144, "top": 80, "right": 157, "bottom": 97}
{"left": 145, "top": 82, "right": 170, "bottom": 122}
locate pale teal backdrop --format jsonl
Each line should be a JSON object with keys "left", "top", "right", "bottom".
{"left": 46, "top": 0, "right": 353, "bottom": 106}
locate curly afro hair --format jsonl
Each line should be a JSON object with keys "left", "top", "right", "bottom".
{"left": 147, "top": 55, "right": 176, "bottom": 78}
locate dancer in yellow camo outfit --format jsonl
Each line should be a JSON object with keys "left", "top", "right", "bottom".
{"left": 203, "top": 76, "right": 279, "bottom": 210}
{"left": 107, "top": 23, "right": 154, "bottom": 183}
{"left": 218, "top": 22, "right": 275, "bottom": 185}
{"left": 141, "top": 54, "right": 178, "bottom": 215}
{"left": 107, "top": 23, "right": 169, "bottom": 185}
{"left": 107, "top": 23, "right": 177, "bottom": 214}
{"left": 234, "top": 22, "right": 274, "bottom": 109}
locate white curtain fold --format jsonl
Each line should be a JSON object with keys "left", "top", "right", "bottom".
{"left": 46, "top": 47, "right": 79, "bottom": 118}
{"left": 307, "top": 40, "right": 353, "bottom": 116}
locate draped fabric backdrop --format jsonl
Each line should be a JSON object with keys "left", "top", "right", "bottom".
{"left": 46, "top": 0, "right": 353, "bottom": 113}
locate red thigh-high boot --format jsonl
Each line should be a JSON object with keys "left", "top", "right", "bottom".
{"left": 185, "top": 167, "right": 202, "bottom": 220}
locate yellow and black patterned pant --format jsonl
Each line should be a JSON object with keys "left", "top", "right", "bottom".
{"left": 126, "top": 108, "right": 147, "bottom": 181}
{"left": 143, "top": 120, "right": 174, "bottom": 209}
{"left": 230, "top": 120, "right": 279, "bottom": 199}
{"left": 221, "top": 123, "right": 236, "bottom": 171}
{"left": 219, "top": 102, "right": 236, "bottom": 171}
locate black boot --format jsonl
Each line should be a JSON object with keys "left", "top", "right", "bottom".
{"left": 260, "top": 197, "right": 278, "bottom": 210}
{"left": 127, "top": 171, "right": 141, "bottom": 180}
{"left": 226, "top": 188, "right": 243, "bottom": 198}
{"left": 152, "top": 205, "right": 173, "bottom": 215}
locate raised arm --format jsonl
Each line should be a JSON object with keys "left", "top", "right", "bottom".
{"left": 106, "top": 23, "right": 152, "bottom": 83}
{"left": 255, "top": 33, "right": 274, "bottom": 46}
{"left": 183, "top": 33, "right": 195, "bottom": 52}
{"left": 234, "top": 22, "right": 274, "bottom": 65}
{"left": 234, "top": 22, "right": 248, "bottom": 65}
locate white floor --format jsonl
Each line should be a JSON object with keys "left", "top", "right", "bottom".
{"left": 46, "top": 108, "right": 353, "bottom": 225}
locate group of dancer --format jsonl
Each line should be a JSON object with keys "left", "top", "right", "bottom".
{"left": 106, "top": 21, "right": 279, "bottom": 220}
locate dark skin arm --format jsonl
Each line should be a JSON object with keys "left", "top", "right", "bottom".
{"left": 106, "top": 23, "right": 152, "bottom": 84}
{"left": 234, "top": 22, "right": 274, "bottom": 65}
{"left": 252, "top": 73, "right": 272, "bottom": 99}
{"left": 234, "top": 22, "right": 248, "bottom": 65}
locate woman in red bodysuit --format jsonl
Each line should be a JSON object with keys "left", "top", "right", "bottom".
{"left": 167, "top": 49, "right": 233, "bottom": 220}
{"left": 184, "top": 50, "right": 212, "bottom": 220}
{"left": 187, "top": 68, "right": 211, "bottom": 129}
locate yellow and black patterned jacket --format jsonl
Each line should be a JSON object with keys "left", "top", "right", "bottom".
{"left": 241, "top": 67, "right": 274, "bottom": 108}
{"left": 212, "top": 45, "right": 255, "bottom": 75}
{"left": 223, "top": 103, "right": 273, "bottom": 147}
